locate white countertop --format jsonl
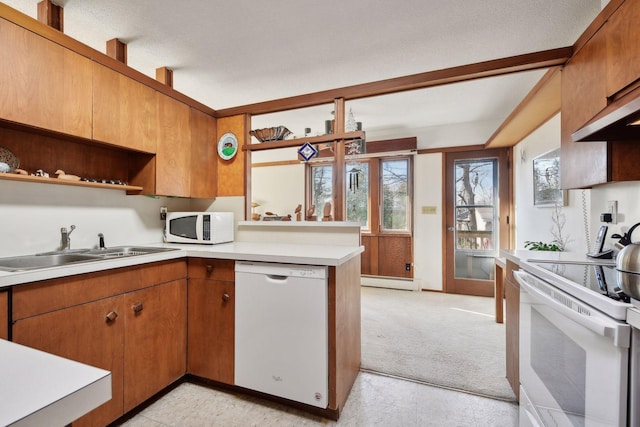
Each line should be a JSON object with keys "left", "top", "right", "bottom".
{"left": 0, "top": 242, "right": 364, "bottom": 289}
{"left": 0, "top": 339, "right": 111, "bottom": 427}
{"left": 499, "top": 249, "right": 616, "bottom": 266}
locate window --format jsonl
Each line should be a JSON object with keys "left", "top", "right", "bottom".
{"left": 309, "top": 164, "right": 333, "bottom": 215}
{"left": 307, "top": 156, "right": 411, "bottom": 233}
{"left": 381, "top": 158, "right": 409, "bottom": 232}
{"left": 346, "top": 161, "right": 369, "bottom": 228}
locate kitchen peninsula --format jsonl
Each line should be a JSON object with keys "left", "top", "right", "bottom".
{"left": 0, "top": 222, "right": 363, "bottom": 426}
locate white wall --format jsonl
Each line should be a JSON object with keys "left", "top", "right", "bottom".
{"left": 590, "top": 182, "right": 640, "bottom": 249}
{"left": 251, "top": 147, "right": 305, "bottom": 219}
{"left": 0, "top": 180, "right": 191, "bottom": 258}
{"left": 413, "top": 153, "right": 443, "bottom": 290}
{"left": 513, "top": 114, "right": 589, "bottom": 255}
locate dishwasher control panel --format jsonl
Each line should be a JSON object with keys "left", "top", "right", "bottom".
{"left": 235, "top": 261, "right": 327, "bottom": 279}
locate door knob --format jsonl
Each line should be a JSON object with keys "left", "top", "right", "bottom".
{"left": 206, "top": 265, "right": 214, "bottom": 274}
{"left": 105, "top": 311, "right": 118, "bottom": 322}
{"left": 222, "top": 293, "right": 230, "bottom": 302}
{"left": 132, "top": 303, "right": 144, "bottom": 314}
{"left": 447, "top": 226, "right": 455, "bottom": 232}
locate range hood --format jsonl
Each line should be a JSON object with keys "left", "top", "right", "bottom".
{"left": 573, "top": 88, "right": 640, "bottom": 142}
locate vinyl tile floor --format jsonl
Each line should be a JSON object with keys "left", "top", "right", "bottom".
{"left": 118, "top": 372, "right": 518, "bottom": 427}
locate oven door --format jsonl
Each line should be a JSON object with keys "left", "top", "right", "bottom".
{"left": 515, "top": 270, "right": 630, "bottom": 427}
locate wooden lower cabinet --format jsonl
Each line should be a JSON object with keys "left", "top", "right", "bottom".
{"left": 504, "top": 260, "right": 520, "bottom": 400}
{"left": 11, "top": 261, "right": 187, "bottom": 426}
{"left": 13, "top": 295, "right": 126, "bottom": 427}
{"left": 0, "top": 290, "right": 7, "bottom": 340}
{"left": 187, "top": 258, "right": 235, "bottom": 384}
{"left": 124, "top": 279, "right": 187, "bottom": 412}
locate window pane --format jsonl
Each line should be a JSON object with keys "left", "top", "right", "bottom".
{"left": 310, "top": 164, "right": 332, "bottom": 214}
{"left": 455, "top": 160, "right": 495, "bottom": 206}
{"left": 381, "top": 159, "right": 409, "bottom": 231}
{"left": 346, "top": 161, "right": 369, "bottom": 228}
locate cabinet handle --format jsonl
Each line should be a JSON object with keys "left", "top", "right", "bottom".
{"left": 105, "top": 311, "right": 118, "bottom": 322}
{"left": 132, "top": 303, "right": 144, "bottom": 313}
{"left": 222, "top": 293, "right": 230, "bottom": 302}
{"left": 206, "top": 264, "right": 214, "bottom": 274}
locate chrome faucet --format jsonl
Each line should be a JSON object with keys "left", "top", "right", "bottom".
{"left": 60, "top": 225, "right": 76, "bottom": 251}
{"left": 98, "top": 233, "right": 106, "bottom": 250}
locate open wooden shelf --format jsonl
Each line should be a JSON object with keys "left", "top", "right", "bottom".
{"left": 243, "top": 131, "right": 365, "bottom": 151}
{"left": 0, "top": 172, "right": 143, "bottom": 192}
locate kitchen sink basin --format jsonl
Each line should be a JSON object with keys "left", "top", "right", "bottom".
{"left": 0, "top": 253, "right": 101, "bottom": 272}
{"left": 0, "top": 246, "right": 178, "bottom": 272}
{"left": 85, "top": 246, "right": 178, "bottom": 258}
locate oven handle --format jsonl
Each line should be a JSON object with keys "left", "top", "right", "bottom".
{"left": 514, "top": 270, "right": 630, "bottom": 348}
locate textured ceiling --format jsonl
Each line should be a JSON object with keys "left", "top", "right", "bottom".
{"left": 4, "top": 0, "right": 603, "bottom": 146}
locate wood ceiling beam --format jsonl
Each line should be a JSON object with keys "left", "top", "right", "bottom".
{"left": 484, "top": 67, "right": 561, "bottom": 148}
{"left": 216, "top": 47, "right": 573, "bottom": 118}
{"left": 37, "top": 0, "right": 63, "bottom": 31}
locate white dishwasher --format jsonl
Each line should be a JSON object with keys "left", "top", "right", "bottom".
{"left": 234, "top": 261, "right": 328, "bottom": 408}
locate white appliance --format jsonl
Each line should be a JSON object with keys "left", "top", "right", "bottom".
{"left": 164, "top": 211, "right": 233, "bottom": 244}
{"left": 234, "top": 261, "right": 328, "bottom": 408}
{"left": 515, "top": 261, "right": 638, "bottom": 427}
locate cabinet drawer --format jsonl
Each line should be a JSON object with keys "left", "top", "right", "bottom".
{"left": 13, "top": 260, "right": 187, "bottom": 320}
{"left": 188, "top": 258, "right": 235, "bottom": 281}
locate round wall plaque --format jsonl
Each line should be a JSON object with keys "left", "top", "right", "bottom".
{"left": 217, "top": 132, "right": 238, "bottom": 160}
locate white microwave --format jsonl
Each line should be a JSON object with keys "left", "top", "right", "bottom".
{"left": 165, "top": 212, "right": 234, "bottom": 244}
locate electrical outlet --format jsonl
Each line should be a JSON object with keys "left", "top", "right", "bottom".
{"left": 160, "top": 206, "right": 167, "bottom": 220}
{"left": 607, "top": 200, "right": 617, "bottom": 224}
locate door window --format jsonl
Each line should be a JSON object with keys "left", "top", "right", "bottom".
{"left": 453, "top": 158, "right": 497, "bottom": 280}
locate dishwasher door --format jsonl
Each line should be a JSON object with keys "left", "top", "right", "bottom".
{"left": 234, "top": 261, "right": 328, "bottom": 408}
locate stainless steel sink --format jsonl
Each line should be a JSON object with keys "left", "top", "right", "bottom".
{"left": 85, "top": 246, "right": 178, "bottom": 258}
{"left": 0, "top": 246, "right": 178, "bottom": 272}
{"left": 0, "top": 253, "right": 102, "bottom": 272}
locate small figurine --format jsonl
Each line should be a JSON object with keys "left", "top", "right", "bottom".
{"left": 55, "top": 169, "right": 81, "bottom": 181}
{"left": 295, "top": 204, "right": 302, "bottom": 221}
{"left": 306, "top": 205, "right": 316, "bottom": 221}
{"left": 34, "top": 169, "right": 49, "bottom": 178}
{"left": 14, "top": 168, "right": 28, "bottom": 175}
{"left": 322, "top": 202, "right": 333, "bottom": 221}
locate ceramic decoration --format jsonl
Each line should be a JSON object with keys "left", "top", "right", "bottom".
{"left": 0, "top": 146, "right": 19, "bottom": 172}
{"left": 218, "top": 132, "right": 239, "bottom": 160}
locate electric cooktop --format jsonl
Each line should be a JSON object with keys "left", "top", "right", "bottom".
{"left": 528, "top": 261, "right": 630, "bottom": 302}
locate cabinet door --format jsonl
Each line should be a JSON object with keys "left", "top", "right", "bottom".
{"left": 0, "top": 18, "right": 92, "bottom": 138}
{"left": 187, "top": 278, "right": 234, "bottom": 384}
{"left": 561, "top": 28, "right": 609, "bottom": 189}
{"left": 123, "top": 279, "right": 187, "bottom": 412}
{"left": 606, "top": 0, "right": 640, "bottom": 97}
{"left": 12, "top": 295, "right": 125, "bottom": 427}
{"left": 0, "top": 290, "right": 7, "bottom": 340}
{"left": 155, "top": 93, "right": 191, "bottom": 197}
{"left": 190, "top": 108, "right": 218, "bottom": 198}
{"left": 504, "top": 263, "right": 519, "bottom": 400}
{"left": 92, "top": 64, "right": 157, "bottom": 153}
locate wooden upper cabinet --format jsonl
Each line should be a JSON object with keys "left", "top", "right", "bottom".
{"left": 0, "top": 18, "right": 92, "bottom": 138}
{"left": 190, "top": 108, "right": 217, "bottom": 198}
{"left": 561, "top": 0, "right": 640, "bottom": 189}
{"left": 605, "top": 0, "right": 640, "bottom": 97}
{"left": 155, "top": 92, "right": 191, "bottom": 197}
{"left": 92, "top": 63, "right": 157, "bottom": 153}
{"left": 561, "top": 28, "right": 609, "bottom": 189}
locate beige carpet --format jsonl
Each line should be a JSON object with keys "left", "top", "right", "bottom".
{"left": 361, "top": 286, "right": 517, "bottom": 401}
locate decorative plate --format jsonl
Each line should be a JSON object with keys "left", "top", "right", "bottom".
{"left": 0, "top": 146, "right": 19, "bottom": 172}
{"left": 217, "top": 132, "right": 238, "bottom": 160}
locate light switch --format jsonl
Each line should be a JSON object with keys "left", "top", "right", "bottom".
{"left": 421, "top": 206, "right": 437, "bottom": 214}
